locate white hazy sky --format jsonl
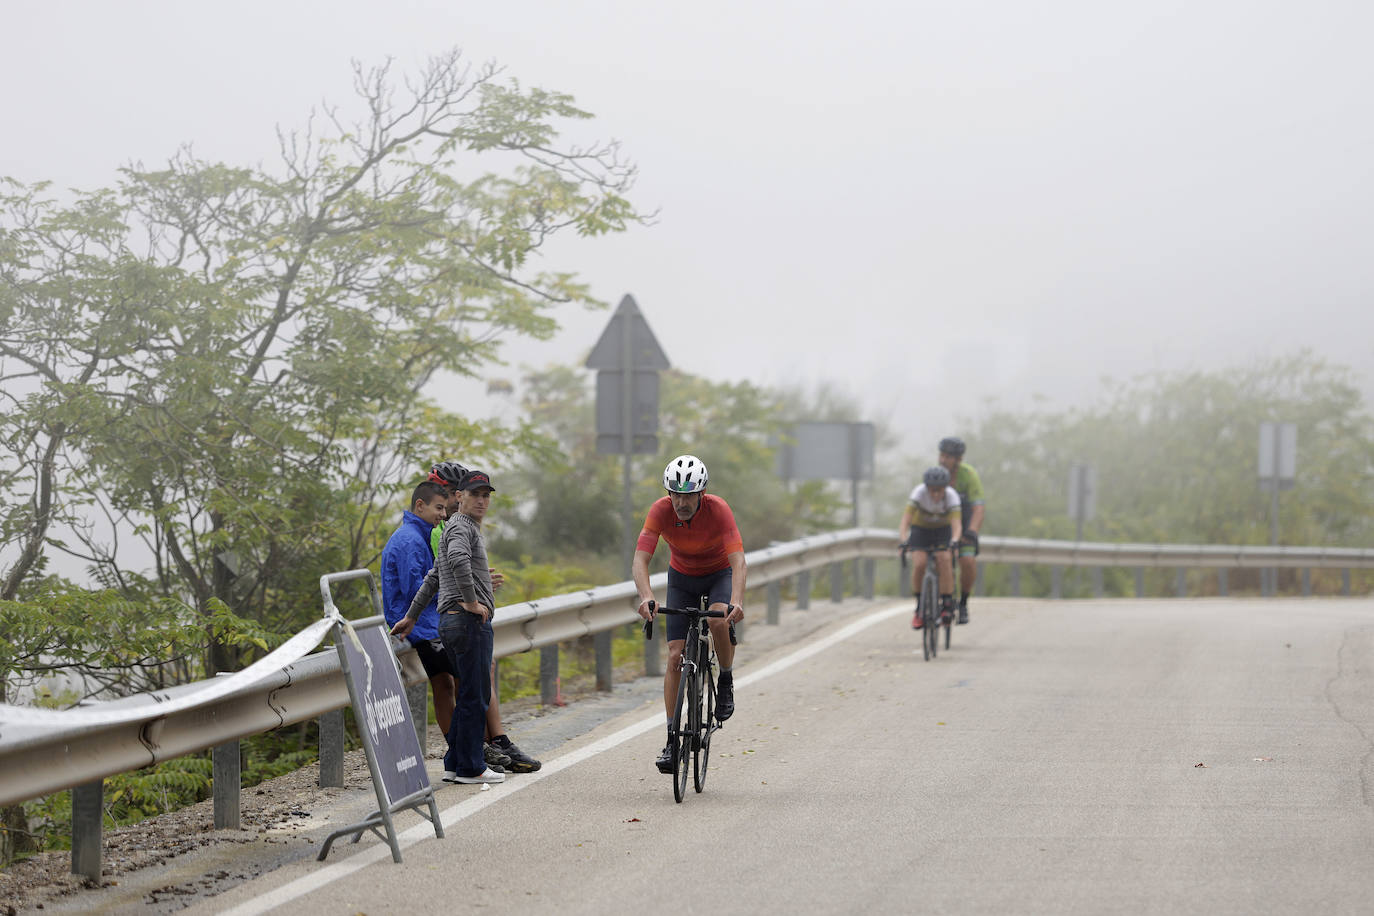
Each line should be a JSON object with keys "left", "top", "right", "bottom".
{"left": 5, "top": 1, "right": 1372, "bottom": 447}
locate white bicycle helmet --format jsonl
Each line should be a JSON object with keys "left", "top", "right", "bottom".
{"left": 663, "top": 455, "right": 709, "bottom": 493}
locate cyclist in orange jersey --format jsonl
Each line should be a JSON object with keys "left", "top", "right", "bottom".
{"left": 634, "top": 455, "right": 746, "bottom": 774}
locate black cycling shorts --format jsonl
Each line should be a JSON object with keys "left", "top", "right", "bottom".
{"left": 412, "top": 637, "right": 457, "bottom": 679}
{"left": 665, "top": 566, "right": 733, "bottom": 643}
{"left": 910, "top": 525, "right": 952, "bottom": 551}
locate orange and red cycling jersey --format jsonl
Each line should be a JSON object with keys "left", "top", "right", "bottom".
{"left": 635, "top": 494, "right": 744, "bottom": 576}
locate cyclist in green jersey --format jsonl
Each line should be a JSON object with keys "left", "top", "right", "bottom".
{"left": 938, "top": 437, "right": 984, "bottom": 625}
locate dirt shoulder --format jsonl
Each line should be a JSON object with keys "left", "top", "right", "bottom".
{"left": 1, "top": 596, "right": 885, "bottom": 914}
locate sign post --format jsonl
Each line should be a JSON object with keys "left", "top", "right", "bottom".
{"left": 316, "top": 570, "right": 443, "bottom": 863}
{"left": 1067, "top": 462, "right": 1097, "bottom": 542}
{"left": 1258, "top": 422, "right": 1297, "bottom": 596}
{"left": 588, "top": 294, "right": 670, "bottom": 681}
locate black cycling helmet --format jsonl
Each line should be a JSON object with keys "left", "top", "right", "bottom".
{"left": 923, "top": 465, "right": 951, "bottom": 488}
{"left": 938, "top": 436, "right": 966, "bottom": 457}
{"left": 428, "top": 460, "right": 468, "bottom": 489}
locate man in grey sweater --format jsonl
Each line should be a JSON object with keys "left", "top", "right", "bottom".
{"left": 393, "top": 470, "right": 504, "bottom": 784}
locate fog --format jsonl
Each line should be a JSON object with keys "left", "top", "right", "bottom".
{"left": 6, "top": 1, "right": 1372, "bottom": 448}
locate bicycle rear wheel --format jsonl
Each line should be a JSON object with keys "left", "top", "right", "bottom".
{"left": 694, "top": 641, "right": 714, "bottom": 793}
{"left": 922, "top": 574, "right": 939, "bottom": 660}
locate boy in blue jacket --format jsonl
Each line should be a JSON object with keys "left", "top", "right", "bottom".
{"left": 380, "top": 481, "right": 457, "bottom": 735}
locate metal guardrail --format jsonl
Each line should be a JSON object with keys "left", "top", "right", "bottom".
{"left": 2, "top": 529, "right": 1371, "bottom": 813}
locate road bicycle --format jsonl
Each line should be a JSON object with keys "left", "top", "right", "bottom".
{"left": 902, "top": 539, "right": 953, "bottom": 661}
{"left": 642, "top": 598, "right": 736, "bottom": 803}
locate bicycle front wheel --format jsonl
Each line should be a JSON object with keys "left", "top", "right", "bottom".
{"left": 672, "top": 641, "right": 692, "bottom": 803}
{"left": 694, "top": 641, "right": 713, "bottom": 793}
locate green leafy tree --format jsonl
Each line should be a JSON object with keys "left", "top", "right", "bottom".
{"left": 0, "top": 49, "right": 643, "bottom": 674}
{"left": 938, "top": 355, "right": 1374, "bottom": 594}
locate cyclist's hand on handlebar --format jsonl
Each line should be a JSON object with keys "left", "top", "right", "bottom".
{"left": 636, "top": 598, "right": 657, "bottom": 621}
{"left": 962, "top": 530, "right": 979, "bottom": 548}
{"left": 725, "top": 603, "right": 744, "bottom": 625}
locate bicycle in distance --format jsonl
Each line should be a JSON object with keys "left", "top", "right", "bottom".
{"left": 642, "top": 598, "right": 737, "bottom": 803}
{"left": 901, "top": 538, "right": 954, "bottom": 661}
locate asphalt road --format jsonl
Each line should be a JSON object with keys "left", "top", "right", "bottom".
{"left": 197, "top": 596, "right": 1374, "bottom": 916}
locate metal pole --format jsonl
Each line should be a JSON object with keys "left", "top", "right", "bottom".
{"left": 319, "top": 709, "right": 344, "bottom": 788}
{"left": 71, "top": 779, "right": 102, "bottom": 881}
{"left": 609, "top": 310, "right": 635, "bottom": 694}
{"left": 797, "top": 570, "right": 811, "bottom": 610}
{"left": 1269, "top": 433, "right": 1281, "bottom": 598}
{"left": 213, "top": 740, "right": 241, "bottom": 830}
{"left": 540, "top": 644, "right": 559, "bottom": 705}
{"left": 767, "top": 581, "right": 781, "bottom": 624}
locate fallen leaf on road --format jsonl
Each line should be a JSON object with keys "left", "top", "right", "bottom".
{"left": 1252, "top": 757, "right": 1273, "bottom": 762}
{"left": 625, "top": 818, "right": 641, "bottom": 823}
{"left": 1194, "top": 763, "right": 1207, "bottom": 768}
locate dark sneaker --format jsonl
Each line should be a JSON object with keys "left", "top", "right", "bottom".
{"left": 655, "top": 744, "right": 675, "bottom": 774}
{"left": 716, "top": 671, "right": 735, "bottom": 721}
{"left": 500, "top": 741, "right": 542, "bottom": 773}
{"left": 484, "top": 743, "right": 513, "bottom": 769}
{"left": 957, "top": 600, "right": 969, "bottom": 625}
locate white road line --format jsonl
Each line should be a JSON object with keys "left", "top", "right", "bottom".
{"left": 221, "top": 600, "right": 909, "bottom": 916}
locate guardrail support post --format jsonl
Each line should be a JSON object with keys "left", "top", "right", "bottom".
{"left": 213, "top": 740, "right": 241, "bottom": 830}
{"left": 1009, "top": 564, "right": 1021, "bottom": 596}
{"left": 797, "top": 570, "right": 811, "bottom": 610}
{"left": 319, "top": 709, "right": 345, "bottom": 788}
{"left": 767, "top": 581, "right": 781, "bottom": 624}
{"left": 1050, "top": 566, "right": 1063, "bottom": 599}
{"left": 1091, "top": 567, "right": 1104, "bottom": 598}
{"left": 541, "top": 644, "right": 561, "bottom": 704}
{"left": 70, "top": 779, "right": 102, "bottom": 881}
{"left": 862, "top": 559, "right": 875, "bottom": 599}
{"left": 1301, "top": 568, "right": 1312, "bottom": 596}
{"left": 1343, "top": 569, "right": 1351, "bottom": 596}
{"left": 1175, "top": 569, "right": 1187, "bottom": 598}
{"left": 1134, "top": 568, "right": 1145, "bottom": 598}
{"left": 595, "top": 632, "right": 613, "bottom": 692}
{"left": 830, "top": 563, "right": 843, "bottom": 602}
{"left": 407, "top": 682, "right": 428, "bottom": 753}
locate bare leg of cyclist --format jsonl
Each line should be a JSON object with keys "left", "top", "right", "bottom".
{"left": 911, "top": 554, "right": 928, "bottom": 629}
{"left": 936, "top": 550, "right": 955, "bottom": 622}
{"left": 958, "top": 554, "right": 977, "bottom": 624}
{"left": 663, "top": 639, "right": 686, "bottom": 722}
{"left": 656, "top": 638, "right": 687, "bottom": 773}
{"left": 707, "top": 610, "right": 735, "bottom": 721}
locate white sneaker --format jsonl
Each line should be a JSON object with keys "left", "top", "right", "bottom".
{"left": 441, "top": 770, "right": 458, "bottom": 783}
{"left": 452, "top": 767, "right": 505, "bottom": 784}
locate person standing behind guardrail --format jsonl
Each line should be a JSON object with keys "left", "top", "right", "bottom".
{"left": 380, "top": 480, "right": 459, "bottom": 740}
{"left": 937, "top": 436, "right": 985, "bottom": 625}
{"left": 392, "top": 470, "right": 505, "bottom": 784}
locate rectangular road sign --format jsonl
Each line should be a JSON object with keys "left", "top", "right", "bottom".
{"left": 1258, "top": 422, "right": 1296, "bottom": 490}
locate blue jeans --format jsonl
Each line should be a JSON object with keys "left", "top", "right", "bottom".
{"left": 438, "top": 611, "right": 493, "bottom": 777}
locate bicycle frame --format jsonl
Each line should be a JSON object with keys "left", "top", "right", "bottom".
{"left": 903, "top": 540, "right": 954, "bottom": 659}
